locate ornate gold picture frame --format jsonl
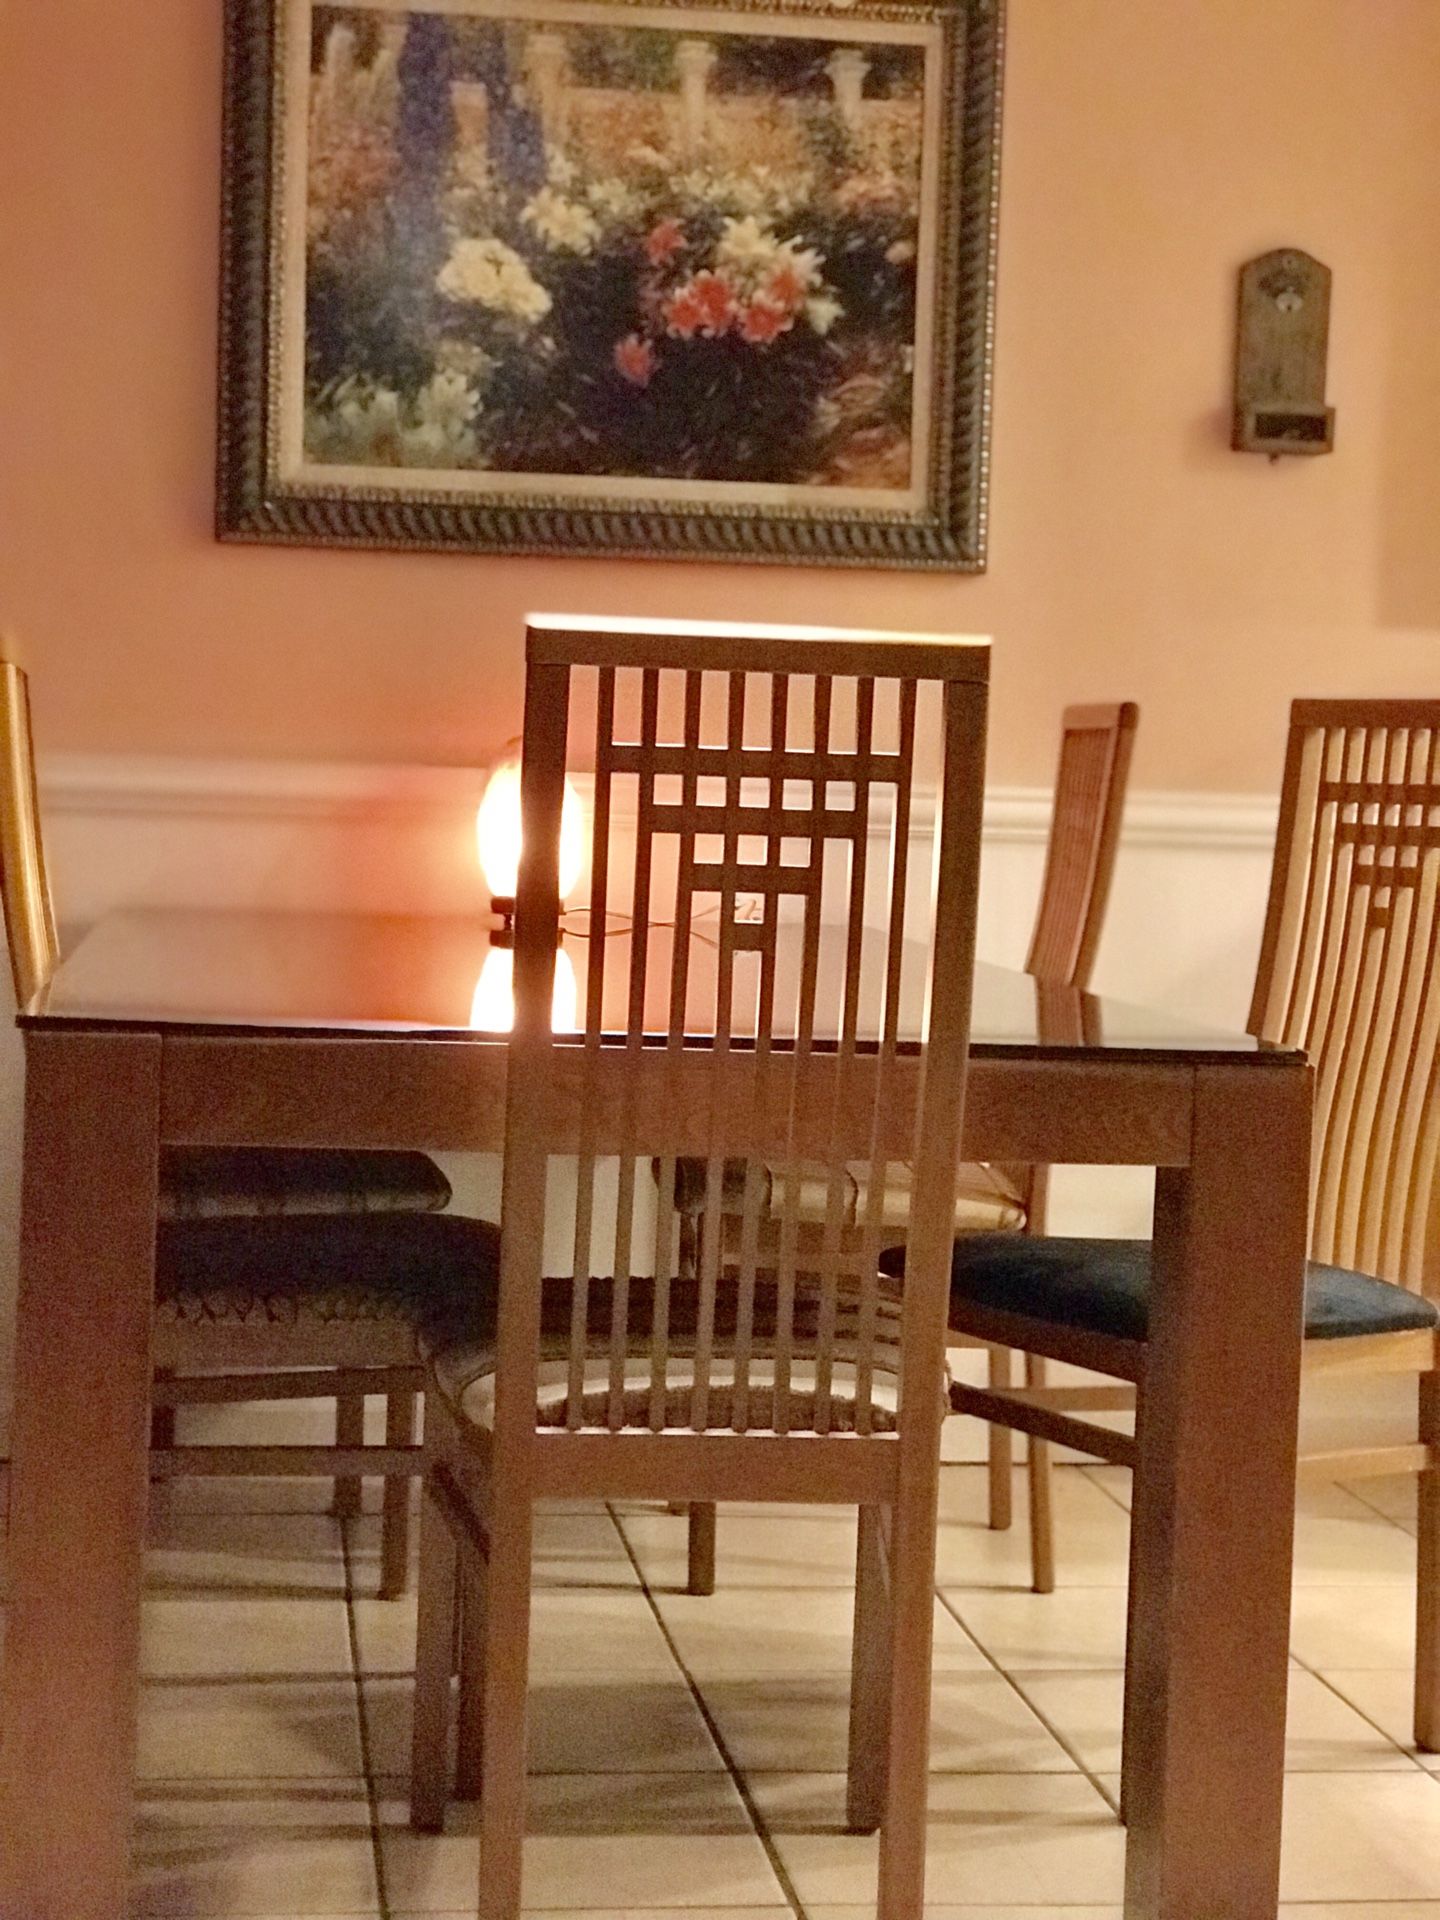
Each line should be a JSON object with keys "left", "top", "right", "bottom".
{"left": 218, "top": 0, "right": 1002, "bottom": 565}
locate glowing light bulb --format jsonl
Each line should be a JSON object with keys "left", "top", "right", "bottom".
{"left": 469, "top": 945, "right": 579, "bottom": 1034}
{"left": 476, "top": 748, "right": 585, "bottom": 905}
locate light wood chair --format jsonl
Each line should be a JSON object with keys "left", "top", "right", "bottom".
{"left": 408, "top": 617, "right": 990, "bottom": 1920}
{"left": 679, "top": 700, "right": 1138, "bottom": 1593}
{"left": 898, "top": 698, "right": 1440, "bottom": 1783}
{"left": 0, "top": 653, "right": 499, "bottom": 1595}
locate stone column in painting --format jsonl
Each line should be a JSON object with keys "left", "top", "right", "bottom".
{"left": 826, "top": 47, "right": 869, "bottom": 134}
{"left": 526, "top": 30, "right": 571, "bottom": 149}
{"left": 395, "top": 17, "right": 457, "bottom": 298}
{"left": 675, "top": 38, "right": 717, "bottom": 162}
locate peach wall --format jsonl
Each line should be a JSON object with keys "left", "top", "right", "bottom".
{"left": 1, "top": 0, "right": 1437, "bottom": 790}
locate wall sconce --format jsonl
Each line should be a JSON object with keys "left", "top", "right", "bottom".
{"left": 471, "top": 742, "right": 585, "bottom": 1033}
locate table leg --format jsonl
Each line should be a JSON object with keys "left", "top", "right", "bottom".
{"left": 0, "top": 1032, "right": 162, "bottom": 1920}
{"left": 1123, "top": 1059, "right": 1310, "bottom": 1920}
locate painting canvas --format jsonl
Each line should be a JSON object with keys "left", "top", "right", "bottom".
{"left": 219, "top": 0, "right": 1002, "bottom": 564}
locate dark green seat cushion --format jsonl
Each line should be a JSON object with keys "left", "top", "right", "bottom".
{"left": 156, "top": 1211, "right": 500, "bottom": 1330}
{"left": 158, "top": 1147, "right": 451, "bottom": 1221}
{"left": 877, "top": 1235, "right": 1440, "bottom": 1344}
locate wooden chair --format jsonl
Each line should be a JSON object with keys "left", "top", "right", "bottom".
{"left": 0, "top": 653, "right": 499, "bottom": 1595}
{"left": 679, "top": 701, "right": 1138, "bottom": 1593}
{"left": 896, "top": 698, "right": 1440, "bottom": 1781}
{"left": 408, "top": 617, "right": 989, "bottom": 1920}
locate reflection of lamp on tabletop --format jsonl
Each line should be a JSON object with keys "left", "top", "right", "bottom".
{"left": 471, "top": 743, "right": 583, "bottom": 1033}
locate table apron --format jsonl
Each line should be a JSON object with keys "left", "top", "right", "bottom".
{"left": 158, "top": 1035, "right": 1201, "bottom": 1166}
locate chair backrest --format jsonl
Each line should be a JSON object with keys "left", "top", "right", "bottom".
{"left": 1250, "top": 700, "right": 1440, "bottom": 1289}
{"left": 0, "top": 655, "right": 59, "bottom": 1010}
{"left": 496, "top": 617, "right": 988, "bottom": 1466}
{"left": 1025, "top": 702, "right": 1139, "bottom": 990}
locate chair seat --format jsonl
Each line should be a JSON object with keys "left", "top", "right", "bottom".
{"left": 155, "top": 1211, "right": 501, "bottom": 1329}
{"left": 877, "top": 1235, "right": 1440, "bottom": 1345}
{"left": 673, "top": 1157, "right": 1025, "bottom": 1235}
{"left": 426, "top": 1274, "right": 907, "bottom": 1435}
{"left": 157, "top": 1146, "right": 451, "bottom": 1220}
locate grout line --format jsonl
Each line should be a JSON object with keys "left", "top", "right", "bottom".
{"left": 341, "top": 1515, "right": 394, "bottom": 1920}
{"left": 1336, "top": 1477, "right": 1418, "bottom": 1537}
{"left": 607, "top": 1503, "right": 811, "bottom": 1920}
{"left": 1287, "top": 1646, "right": 1430, "bottom": 1771}
{"left": 932, "top": 1588, "right": 1123, "bottom": 1819}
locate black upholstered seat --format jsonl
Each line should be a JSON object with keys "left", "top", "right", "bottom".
{"left": 877, "top": 1235, "right": 1440, "bottom": 1345}
{"left": 157, "top": 1147, "right": 451, "bottom": 1221}
{"left": 156, "top": 1210, "right": 500, "bottom": 1329}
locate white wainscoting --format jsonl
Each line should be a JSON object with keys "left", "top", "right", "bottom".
{"left": 4, "top": 759, "right": 1393, "bottom": 1457}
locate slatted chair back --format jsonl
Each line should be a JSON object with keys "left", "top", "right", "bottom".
{"left": 0, "top": 655, "right": 59, "bottom": 1010}
{"left": 1025, "top": 702, "right": 1139, "bottom": 989}
{"left": 495, "top": 617, "right": 987, "bottom": 1490}
{"left": 1251, "top": 700, "right": 1440, "bottom": 1291}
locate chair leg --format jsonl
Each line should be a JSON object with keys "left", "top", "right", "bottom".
{"left": 847, "top": 1505, "right": 892, "bottom": 1832}
{"left": 476, "top": 1497, "right": 534, "bottom": 1920}
{"left": 1025, "top": 1354, "right": 1056, "bottom": 1594}
{"left": 1118, "top": 1383, "right": 1145, "bottom": 1826}
{"left": 332, "top": 1390, "right": 365, "bottom": 1520}
{"left": 410, "top": 1469, "right": 459, "bottom": 1833}
{"left": 874, "top": 1498, "right": 938, "bottom": 1919}
{"left": 455, "top": 1557, "right": 489, "bottom": 1800}
{"left": 987, "top": 1346, "right": 1014, "bottom": 1530}
{"left": 1416, "top": 1370, "right": 1440, "bottom": 1750}
{"left": 149, "top": 1369, "right": 177, "bottom": 1453}
{"left": 687, "top": 1502, "right": 717, "bottom": 1596}
{"left": 379, "top": 1391, "right": 419, "bottom": 1601}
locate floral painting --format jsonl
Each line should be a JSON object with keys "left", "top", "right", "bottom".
{"left": 218, "top": 0, "right": 1003, "bottom": 564}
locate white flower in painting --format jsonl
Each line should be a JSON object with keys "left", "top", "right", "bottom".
{"left": 805, "top": 291, "right": 844, "bottom": 336}
{"left": 545, "top": 145, "right": 578, "bottom": 189}
{"left": 436, "top": 237, "right": 552, "bottom": 322}
{"left": 522, "top": 185, "right": 601, "bottom": 254}
{"left": 587, "top": 175, "right": 642, "bottom": 222}
{"left": 334, "top": 379, "right": 401, "bottom": 453}
{"left": 715, "top": 215, "right": 782, "bottom": 277}
{"left": 625, "top": 142, "right": 668, "bottom": 171}
{"left": 401, "top": 368, "right": 481, "bottom": 466}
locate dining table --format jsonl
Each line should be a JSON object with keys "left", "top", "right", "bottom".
{"left": 0, "top": 905, "right": 1312, "bottom": 1920}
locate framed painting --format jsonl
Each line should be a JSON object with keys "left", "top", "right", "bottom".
{"left": 218, "top": 0, "right": 1003, "bottom": 566}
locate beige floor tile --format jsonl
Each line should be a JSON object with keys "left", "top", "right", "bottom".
{"left": 807, "top": 1910, "right": 1122, "bottom": 1919}
{"left": 1278, "top": 1908, "right": 1440, "bottom": 1917}
{"left": 365, "top": 1672, "right": 724, "bottom": 1775}
{"left": 655, "top": 1587, "right": 989, "bottom": 1677}
{"left": 354, "top": 1587, "right": 679, "bottom": 1680}
{"left": 350, "top": 1504, "right": 638, "bottom": 1594}
{"left": 138, "top": 1679, "right": 365, "bottom": 1781}
{"left": 933, "top": 1469, "right": 1132, "bottom": 1589}
{"left": 1288, "top": 1584, "right": 1417, "bottom": 1669}
{"left": 131, "top": 1785, "right": 378, "bottom": 1915}
{"left": 1093, "top": 1769, "right": 1440, "bottom": 1904}
{"left": 749, "top": 1771, "right": 1125, "bottom": 1907}
{"left": 377, "top": 1772, "right": 784, "bottom": 1910}
{"left": 145, "top": 1514, "right": 349, "bottom": 1597}
{"left": 939, "top": 1585, "right": 1131, "bottom": 1671}
{"left": 1015, "top": 1666, "right": 1418, "bottom": 1775}
{"left": 1290, "top": 1481, "right": 1417, "bottom": 1585}
{"left": 700, "top": 1669, "right": 1076, "bottom": 1774}
{"left": 1344, "top": 1473, "right": 1420, "bottom": 1535}
{"left": 619, "top": 1508, "right": 859, "bottom": 1591}
{"left": 393, "top": 1911, "right": 791, "bottom": 1918}
{"left": 1277, "top": 1773, "right": 1440, "bottom": 1903}
{"left": 141, "top": 1595, "right": 353, "bottom": 1680}
{"left": 1319, "top": 1668, "right": 1440, "bottom": 1770}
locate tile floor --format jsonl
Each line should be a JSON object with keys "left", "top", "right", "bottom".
{"left": 2, "top": 1432, "right": 1439, "bottom": 1917}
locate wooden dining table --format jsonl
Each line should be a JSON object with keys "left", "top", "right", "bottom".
{"left": 0, "top": 906, "right": 1312, "bottom": 1920}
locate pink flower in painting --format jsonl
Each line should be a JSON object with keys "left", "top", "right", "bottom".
{"left": 645, "top": 217, "right": 687, "bottom": 266}
{"left": 663, "top": 271, "right": 736, "bottom": 339}
{"left": 613, "top": 333, "right": 657, "bottom": 387}
{"left": 738, "top": 297, "right": 793, "bottom": 345}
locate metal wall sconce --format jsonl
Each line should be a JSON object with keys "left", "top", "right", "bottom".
{"left": 1233, "top": 248, "right": 1336, "bottom": 458}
